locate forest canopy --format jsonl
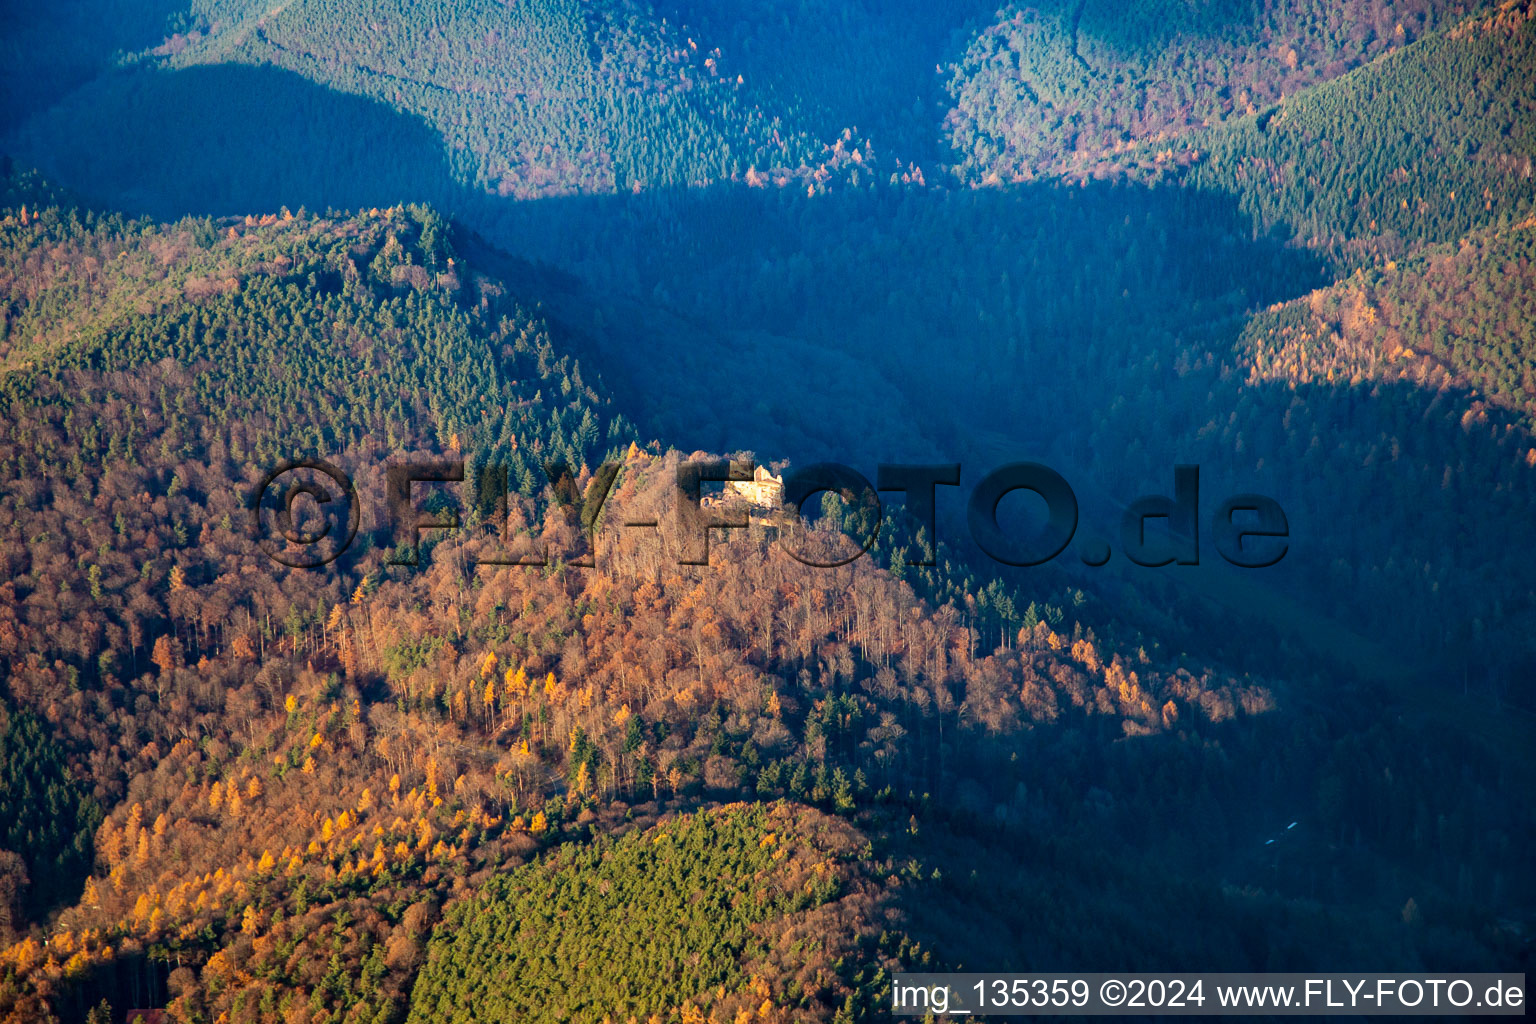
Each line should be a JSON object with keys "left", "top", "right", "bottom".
{"left": 0, "top": 1, "right": 1533, "bottom": 1022}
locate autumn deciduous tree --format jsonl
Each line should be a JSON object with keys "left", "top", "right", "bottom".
{"left": 231, "top": 634, "right": 255, "bottom": 660}
{"left": 151, "top": 635, "right": 179, "bottom": 676}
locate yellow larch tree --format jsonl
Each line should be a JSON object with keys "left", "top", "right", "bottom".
{"left": 326, "top": 604, "right": 345, "bottom": 641}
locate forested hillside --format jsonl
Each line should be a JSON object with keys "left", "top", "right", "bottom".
{"left": 1179, "top": 0, "right": 1536, "bottom": 252}
{"left": 8, "top": 0, "right": 833, "bottom": 212}
{"left": 1, "top": 180, "right": 1527, "bottom": 1022}
{"left": 404, "top": 804, "right": 897, "bottom": 1024}
{"left": 0, "top": 1, "right": 183, "bottom": 136}
{"left": 458, "top": 3, "right": 1536, "bottom": 671}
{"left": 0, "top": 169, "right": 629, "bottom": 482}
{"left": 2, "top": 0, "right": 1535, "bottom": 1020}
{"left": 944, "top": 0, "right": 1488, "bottom": 181}
{"left": 1241, "top": 217, "right": 1536, "bottom": 413}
